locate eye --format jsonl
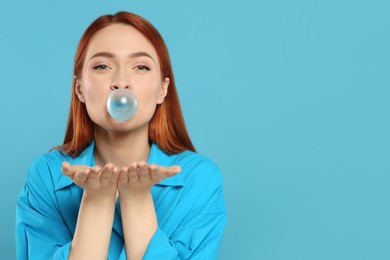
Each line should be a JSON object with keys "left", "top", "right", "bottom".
{"left": 133, "top": 65, "right": 151, "bottom": 71}
{"left": 93, "top": 64, "right": 111, "bottom": 70}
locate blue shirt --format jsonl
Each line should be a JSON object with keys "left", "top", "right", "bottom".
{"left": 16, "top": 142, "right": 227, "bottom": 259}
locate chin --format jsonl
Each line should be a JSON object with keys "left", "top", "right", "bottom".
{"left": 93, "top": 113, "right": 151, "bottom": 134}
{"left": 109, "top": 119, "right": 149, "bottom": 134}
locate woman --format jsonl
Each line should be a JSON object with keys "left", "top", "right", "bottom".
{"left": 16, "top": 11, "right": 227, "bottom": 260}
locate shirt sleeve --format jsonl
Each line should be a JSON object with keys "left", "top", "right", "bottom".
{"left": 16, "top": 159, "right": 73, "bottom": 260}
{"left": 119, "top": 161, "right": 228, "bottom": 260}
{"left": 144, "top": 206, "right": 227, "bottom": 260}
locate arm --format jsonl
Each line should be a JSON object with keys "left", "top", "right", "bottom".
{"left": 117, "top": 160, "right": 227, "bottom": 260}
{"left": 117, "top": 161, "right": 181, "bottom": 260}
{"left": 61, "top": 162, "right": 119, "bottom": 260}
{"left": 120, "top": 193, "right": 157, "bottom": 259}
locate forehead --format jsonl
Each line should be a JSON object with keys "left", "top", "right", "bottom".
{"left": 85, "top": 24, "right": 158, "bottom": 60}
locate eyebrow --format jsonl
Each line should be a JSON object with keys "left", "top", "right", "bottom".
{"left": 89, "top": 51, "right": 155, "bottom": 62}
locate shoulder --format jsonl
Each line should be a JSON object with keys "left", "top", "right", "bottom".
{"left": 29, "top": 149, "right": 70, "bottom": 171}
{"left": 17, "top": 149, "right": 71, "bottom": 200}
{"left": 177, "top": 150, "right": 218, "bottom": 172}
{"left": 25, "top": 149, "right": 70, "bottom": 186}
{"left": 29, "top": 144, "right": 94, "bottom": 182}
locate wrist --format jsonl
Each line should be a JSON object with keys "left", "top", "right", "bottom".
{"left": 82, "top": 191, "right": 117, "bottom": 207}
{"left": 119, "top": 191, "right": 153, "bottom": 207}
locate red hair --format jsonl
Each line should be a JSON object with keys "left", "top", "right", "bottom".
{"left": 56, "top": 11, "right": 195, "bottom": 156}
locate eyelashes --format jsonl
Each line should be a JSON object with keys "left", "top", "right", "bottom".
{"left": 93, "top": 64, "right": 111, "bottom": 70}
{"left": 92, "top": 64, "right": 151, "bottom": 72}
{"left": 133, "top": 65, "right": 151, "bottom": 71}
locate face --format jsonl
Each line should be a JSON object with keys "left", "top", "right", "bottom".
{"left": 76, "top": 24, "right": 169, "bottom": 132}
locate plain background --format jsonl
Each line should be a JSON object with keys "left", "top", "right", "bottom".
{"left": 1, "top": 0, "right": 390, "bottom": 259}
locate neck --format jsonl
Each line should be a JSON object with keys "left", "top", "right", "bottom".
{"left": 93, "top": 125, "right": 151, "bottom": 168}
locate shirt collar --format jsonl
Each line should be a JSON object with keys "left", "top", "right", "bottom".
{"left": 55, "top": 141, "right": 184, "bottom": 191}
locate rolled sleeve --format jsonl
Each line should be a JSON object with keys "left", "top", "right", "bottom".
{"left": 144, "top": 172, "right": 227, "bottom": 259}
{"left": 51, "top": 242, "right": 72, "bottom": 259}
{"left": 16, "top": 159, "right": 73, "bottom": 260}
{"left": 16, "top": 194, "right": 73, "bottom": 260}
{"left": 143, "top": 228, "right": 179, "bottom": 259}
{"left": 117, "top": 182, "right": 227, "bottom": 260}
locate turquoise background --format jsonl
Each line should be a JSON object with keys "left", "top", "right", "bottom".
{"left": 1, "top": 0, "right": 389, "bottom": 259}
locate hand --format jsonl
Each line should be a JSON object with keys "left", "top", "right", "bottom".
{"left": 62, "top": 162, "right": 120, "bottom": 200}
{"left": 117, "top": 161, "right": 181, "bottom": 199}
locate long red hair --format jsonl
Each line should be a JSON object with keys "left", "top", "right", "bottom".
{"left": 56, "top": 11, "right": 195, "bottom": 157}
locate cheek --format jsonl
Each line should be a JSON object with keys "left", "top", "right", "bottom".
{"left": 81, "top": 74, "right": 109, "bottom": 102}
{"left": 83, "top": 92, "right": 107, "bottom": 122}
{"left": 134, "top": 85, "right": 162, "bottom": 119}
{"left": 136, "top": 76, "right": 163, "bottom": 100}
{"left": 80, "top": 83, "right": 109, "bottom": 119}
{"left": 84, "top": 88, "right": 104, "bottom": 102}
{"left": 136, "top": 87, "right": 161, "bottom": 109}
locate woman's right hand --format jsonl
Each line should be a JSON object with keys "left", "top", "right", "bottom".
{"left": 62, "top": 162, "right": 120, "bottom": 259}
{"left": 61, "top": 162, "right": 120, "bottom": 200}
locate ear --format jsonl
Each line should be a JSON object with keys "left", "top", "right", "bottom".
{"left": 157, "top": 77, "right": 170, "bottom": 104}
{"left": 74, "top": 79, "right": 85, "bottom": 103}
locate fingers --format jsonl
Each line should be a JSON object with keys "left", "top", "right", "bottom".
{"left": 61, "top": 161, "right": 73, "bottom": 177}
{"left": 149, "top": 164, "right": 181, "bottom": 182}
{"left": 100, "top": 163, "right": 113, "bottom": 184}
{"left": 126, "top": 161, "right": 162, "bottom": 183}
{"left": 62, "top": 162, "right": 121, "bottom": 188}
{"left": 62, "top": 160, "right": 182, "bottom": 190}
{"left": 62, "top": 162, "right": 88, "bottom": 178}
{"left": 138, "top": 161, "right": 150, "bottom": 182}
{"left": 149, "top": 164, "right": 160, "bottom": 181}
{"left": 62, "top": 161, "right": 92, "bottom": 184}
{"left": 118, "top": 166, "right": 129, "bottom": 185}
{"left": 128, "top": 162, "right": 138, "bottom": 181}
{"left": 73, "top": 168, "right": 90, "bottom": 186}
{"left": 158, "top": 165, "right": 181, "bottom": 181}
{"left": 87, "top": 165, "right": 99, "bottom": 185}
{"left": 96, "top": 163, "right": 120, "bottom": 187}
{"left": 164, "top": 165, "right": 182, "bottom": 177}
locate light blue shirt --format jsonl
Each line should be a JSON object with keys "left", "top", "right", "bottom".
{"left": 16, "top": 142, "right": 227, "bottom": 259}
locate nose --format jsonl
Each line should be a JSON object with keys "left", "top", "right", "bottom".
{"left": 110, "top": 81, "right": 130, "bottom": 90}
{"left": 110, "top": 69, "right": 130, "bottom": 90}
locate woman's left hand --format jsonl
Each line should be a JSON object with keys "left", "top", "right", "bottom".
{"left": 117, "top": 161, "right": 181, "bottom": 199}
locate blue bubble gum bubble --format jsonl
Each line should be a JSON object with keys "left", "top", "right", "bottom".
{"left": 107, "top": 89, "right": 138, "bottom": 121}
